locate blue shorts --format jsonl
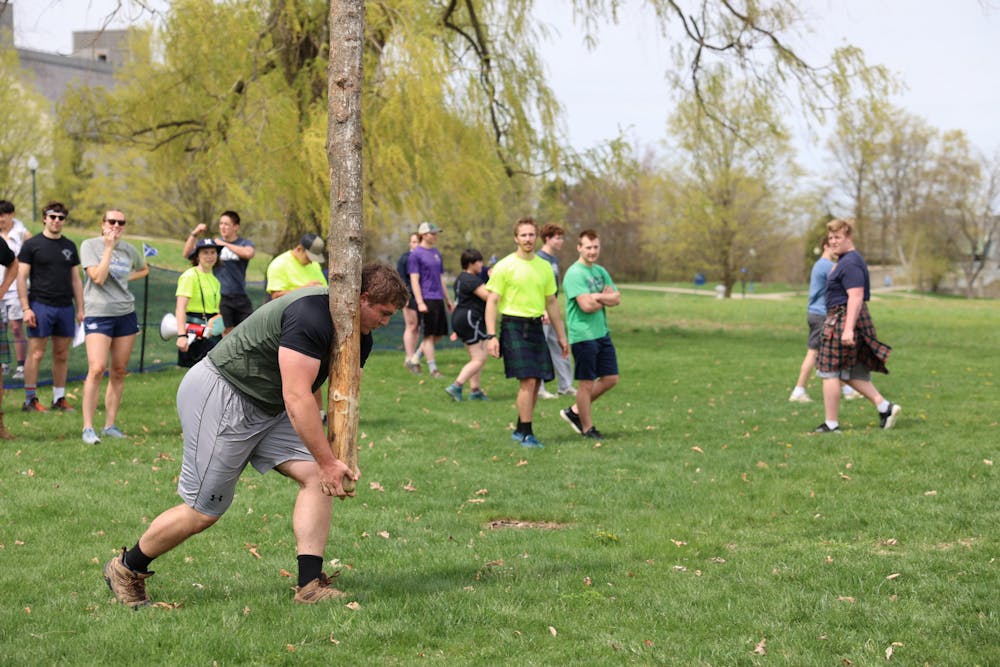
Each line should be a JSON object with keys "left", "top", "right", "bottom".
{"left": 28, "top": 302, "right": 76, "bottom": 338}
{"left": 571, "top": 335, "right": 619, "bottom": 381}
{"left": 83, "top": 312, "right": 140, "bottom": 338}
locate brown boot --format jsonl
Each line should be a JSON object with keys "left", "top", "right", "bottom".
{"left": 0, "top": 410, "right": 15, "bottom": 440}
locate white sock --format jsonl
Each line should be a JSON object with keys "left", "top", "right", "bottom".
{"left": 877, "top": 400, "right": 890, "bottom": 413}
{"left": 428, "top": 361, "right": 438, "bottom": 372}
{"left": 791, "top": 386, "right": 806, "bottom": 396}
{"left": 53, "top": 386, "right": 66, "bottom": 401}
{"left": 826, "top": 420, "right": 838, "bottom": 430}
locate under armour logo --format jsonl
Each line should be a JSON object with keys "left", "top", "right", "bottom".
{"left": 210, "top": 494, "right": 224, "bottom": 502}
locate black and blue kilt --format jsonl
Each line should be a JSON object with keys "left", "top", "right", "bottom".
{"left": 499, "top": 316, "right": 554, "bottom": 381}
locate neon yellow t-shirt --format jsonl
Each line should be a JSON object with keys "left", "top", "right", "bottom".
{"left": 266, "top": 250, "right": 328, "bottom": 294}
{"left": 176, "top": 267, "right": 221, "bottom": 314}
{"left": 485, "top": 253, "right": 556, "bottom": 317}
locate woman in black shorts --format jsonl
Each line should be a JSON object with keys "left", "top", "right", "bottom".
{"left": 444, "top": 249, "right": 490, "bottom": 401}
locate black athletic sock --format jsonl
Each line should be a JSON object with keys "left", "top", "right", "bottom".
{"left": 517, "top": 420, "right": 533, "bottom": 436}
{"left": 297, "top": 554, "right": 324, "bottom": 587}
{"left": 124, "top": 543, "right": 154, "bottom": 573}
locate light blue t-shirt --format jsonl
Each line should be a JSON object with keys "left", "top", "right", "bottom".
{"left": 807, "top": 256, "right": 834, "bottom": 316}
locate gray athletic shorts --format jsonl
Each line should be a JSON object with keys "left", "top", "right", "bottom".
{"left": 175, "top": 359, "right": 314, "bottom": 516}
{"left": 817, "top": 364, "right": 871, "bottom": 382}
{"left": 806, "top": 312, "right": 825, "bottom": 350}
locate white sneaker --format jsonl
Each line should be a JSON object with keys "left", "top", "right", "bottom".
{"left": 537, "top": 387, "right": 557, "bottom": 400}
{"left": 12, "top": 366, "right": 24, "bottom": 380}
{"left": 788, "top": 391, "right": 812, "bottom": 403}
{"left": 558, "top": 386, "right": 577, "bottom": 396}
{"left": 842, "top": 388, "right": 862, "bottom": 400}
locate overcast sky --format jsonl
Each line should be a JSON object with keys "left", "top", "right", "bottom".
{"left": 11, "top": 0, "right": 1000, "bottom": 172}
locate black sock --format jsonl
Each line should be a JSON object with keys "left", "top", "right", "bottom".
{"left": 297, "top": 554, "right": 324, "bottom": 587}
{"left": 124, "top": 543, "right": 154, "bottom": 573}
{"left": 517, "top": 420, "right": 533, "bottom": 436}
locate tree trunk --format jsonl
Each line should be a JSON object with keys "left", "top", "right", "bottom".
{"left": 326, "top": 0, "right": 365, "bottom": 493}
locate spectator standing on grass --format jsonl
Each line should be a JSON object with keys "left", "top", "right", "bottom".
{"left": 535, "top": 223, "right": 576, "bottom": 400}
{"left": 16, "top": 202, "right": 84, "bottom": 413}
{"left": 397, "top": 232, "right": 423, "bottom": 374}
{"left": 266, "top": 233, "right": 328, "bottom": 300}
{"left": 444, "top": 248, "right": 491, "bottom": 402}
{"left": 182, "top": 211, "right": 256, "bottom": 335}
{"left": 0, "top": 200, "right": 30, "bottom": 380}
{"left": 814, "top": 218, "right": 901, "bottom": 434}
{"left": 485, "top": 217, "right": 569, "bottom": 448}
{"left": 0, "top": 236, "right": 20, "bottom": 438}
{"left": 558, "top": 230, "right": 620, "bottom": 440}
{"left": 789, "top": 237, "right": 859, "bottom": 404}
{"left": 102, "top": 264, "right": 409, "bottom": 608}
{"left": 79, "top": 210, "right": 149, "bottom": 445}
{"left": 407, "top": 222, "right": 453, "bottom": 378}
{"left": 175, "top": 240, "right": 223, "bottom": 368}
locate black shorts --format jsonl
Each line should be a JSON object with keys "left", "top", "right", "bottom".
{"left": 500, "top": 316, "right": 553, "bottom": 381}
{"left": 220, "top": 293, "right": 254, "bottom": 329}
{"left": 452, "top": 308, "right": 487, "bottom": 344}
{"left": 418, "top": 299, "right": 449, "bottom": 337}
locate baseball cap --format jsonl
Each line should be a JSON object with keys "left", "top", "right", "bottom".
{"left": 299, "top": 233, "right": 326, "bottom": 263}
{"left": 417, "top": 221, "right": 442, "bottom": 235}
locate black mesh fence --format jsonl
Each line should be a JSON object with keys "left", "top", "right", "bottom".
{"left": 1, "top": 265, "right": 460, "bottom": 390}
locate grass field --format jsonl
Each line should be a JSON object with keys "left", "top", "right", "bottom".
{"left": 0, "top": 287, "right": 997, "bottom": 665}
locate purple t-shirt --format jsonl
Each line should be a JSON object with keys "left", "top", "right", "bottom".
{"left": 825, "top": 250, "right": 869, "bottom": 309}
{"left": 407, "top": 245, "right": 444, "bottom": 300}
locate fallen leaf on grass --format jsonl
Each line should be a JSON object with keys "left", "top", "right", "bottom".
{"left": 152, "top": 601, "right": 183, "bottom": 609}
{"left": 583, "top": 577, "right": 592, "bottom": 586}
{"left": 369, "top": 482, "right": 384, "bottom": 492}
{"left": 691, "top": 446, "right": 704, "bottom": 454}
{"left": 670, "top": 539, "right": 687, "bottom": 547}
{"left": 475, "top": 488, "right": 488, "bottom": 496}
{"left": 246, "top": 544, "right": 261, "bottom": 559}
{"left": 548, "top": 626, "right": 558, "bottom": 637}
{"left": 403, "top": 481, "right": 417, "bottom": 492}
{"left": 278, "top": 569, "right": 292, "bottom": 578}
{"left": 885, "top": 641, "right": 903, "bottom": 659}
{"left": 377, "top": 531, "right": 390, "bottom": 539}
{"left": 329, "top": 634, "right": 340, "bottom": 645}
{"left": 345, "top": 601, "right": 361, "bottom": 610}
{"left": 23, "top": 607, "right": 30, "bottom": 614}
{"left": 644, "top": 639, "right": 654, "bottom": 647}
{"left": 753, "top": 638, "right": 767, "bottom": 655}
{"left": 984, "top": 459, "right": 993, "bottom": 466}
{"left": 286, "top": 644, "right": 296, "bottom": 653}
{"left": 924, "top": 490, "right": 937, "bottom": 496}
{"left": 839, "top": 472, "right": 851, "bottom": 481}
{"left": 243, "top": 606, "right": 251, "bottom": 616}
{"left": 516, "top": 459, "right": 528, "bottom": 467}
{"left": 466, "top": 498, "right": 485, "bottom": 504}
{"left": 836, "top": 596, "right": 856, "bottom": 603}
{"left": 885, "top": 572, "right": 901, "bottom": 580}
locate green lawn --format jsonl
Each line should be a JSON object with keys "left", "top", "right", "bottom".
{"left": 0, "top": 288, "right": 996, "bottom": 665}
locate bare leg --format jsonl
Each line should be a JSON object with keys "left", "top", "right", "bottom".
{"left": 516, "top": 378, "right": 540, "bottom": 423}
{"left": 794, "top": 349, "right": 817, "bottom": 390}
{"left": 137, "top": 503, "right": 220, "bottom": 558}
{"left": 11, "top": 319, "right": 26, "bottom": 366}
{"left": 573, "top": 375, "right": 619, "bottom": 431}
{"left": 277, "top": 459, "right": 334, "bottom": 557}
{"left": 455, "top": 342, "right": 487, "bottom": 387}
{"left": 104, "top": 334, "right": 137, "bottom": 428}
{"left": 402, "top": 307, "right": 420, "bottom": 361}
{"left": 50, "top": 335, "right": 72, "bottom": 388}
{"left": 420, "top": 335, "right": 441, "bottom": 366}
{"left": 822, "top": 377, "right": 842, "bottom": 424}
{"left": 83, "top": 333, "right": 112, "bottom": 430}
{"left": 23, "top": 337, "right": 48, "bottom": 396}
{"left": 844, "top": 378, "right": 885, "bottom": 407}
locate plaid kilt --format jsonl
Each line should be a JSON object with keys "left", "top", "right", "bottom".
{"left": 816, "top": 303, "right": 891, "bottom": 375}
{"left": 499, "top": 316, "right": 554, "bottom": 381}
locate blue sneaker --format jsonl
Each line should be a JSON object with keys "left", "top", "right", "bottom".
{"left": 82, "top": 427, "right": 101, "bottom": 445}
{"left": 511, "top": 431, "right": 526, "bottom": 442}
{"left": 468, "top": 389, "right": 489, "bottom": 401}
{"left": 519, "top": 434, "right": 544, "bottom": 448}
{"left": 444, "top": 384, "right": 463, "bottom": 402}
{"left": 101, "top": 425, "right": 126, "bottom": 438}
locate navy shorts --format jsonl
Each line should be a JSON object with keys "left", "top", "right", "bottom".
{"left": 83, "top": 312, "right": 140, "bottom": 338}
{"left": 500, "top": 316, "right": 553, "bottom": 381}
{"left": 571, "top": 335, "right": 619, "bottom": 381}
{"left": 28, "top": 302, "right": 76, "bottom": 338}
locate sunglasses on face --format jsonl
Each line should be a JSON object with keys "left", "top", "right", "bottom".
{"left": 46, "top": 213, "right": 67, "bottom": 221}
{"left": 105, "top": 219, "right": 127, "bottom": 226}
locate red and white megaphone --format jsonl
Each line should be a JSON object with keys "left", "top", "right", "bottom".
{"left": 159, "top": 313, "right": 221, "bottom": 342}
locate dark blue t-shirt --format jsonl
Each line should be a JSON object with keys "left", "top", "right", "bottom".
{"left": 825, "top": 250, "right": 869, "bottom": 309}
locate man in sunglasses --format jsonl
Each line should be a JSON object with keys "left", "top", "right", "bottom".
{"left": 15, "top": 202, "right": 85, "bottom": 413}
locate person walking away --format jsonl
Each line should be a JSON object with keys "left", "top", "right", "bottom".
{"left": 814, "top": 218, "right": 900, "bottom": 433}
{"left": 558, "top": 230, "right": 621, "bottom": 440}
{"left": 0, "top": 200, "right": 30, "bottom": 379}
{"left": 789, "top": 236, "right": 859, "bottom": 403}
{"left": 445, "top": 249, "right": 491, "bottom": 401}
{"left": 397, "top": 232, "right": 423, "bottom": 374}
{"left": 102, "top": 264, "right": 408, "bottom": 607}
{"left": 182, "top": 211, "right": 256, "bottom": 335}
{"left": 79, "top": 210, "right": 149, "bottom": 444}
{"left": 484, "top": 217, "right": 569, "bottom": 448}
{"left": 535, "top": 223, "right": 575, "bottom": 399}
{"left": 16, "top": 202, "right": 84, "bottom": 413}
{"left": 408, "top": 222, "right": 453, "bottom": 378}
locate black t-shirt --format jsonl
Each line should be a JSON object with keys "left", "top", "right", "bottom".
{"left": 0, "top": 237, "right": 14, "bottom": 267}
{"left": 18, "top": 235, "right": 80, "bottom": 307}
{"left": 453, "top": 272, "right": 486, "bottom": 317}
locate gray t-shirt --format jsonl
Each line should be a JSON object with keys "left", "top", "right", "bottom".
{"left": 80, "top": 237, "right": 146, "bottom": 317}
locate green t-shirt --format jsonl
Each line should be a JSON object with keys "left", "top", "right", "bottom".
{"left": 176, "top": 267, "right": 221, "bottom": 315}
{"left": 266, "top": 250, "right": 328, "bottom": 294}
{"left": 485, "top": 252, "right": 556, "bottom": 317}
{"left": 563, "top": 261, "right": 616, "bottom": 344}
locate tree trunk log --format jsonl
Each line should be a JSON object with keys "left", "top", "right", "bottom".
{"left": 326, "top": 0, "right": 364, "bottom": 493}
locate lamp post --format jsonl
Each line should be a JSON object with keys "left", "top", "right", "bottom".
{"left": 27, "top": 155, "right": 39, "bottom": 225}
